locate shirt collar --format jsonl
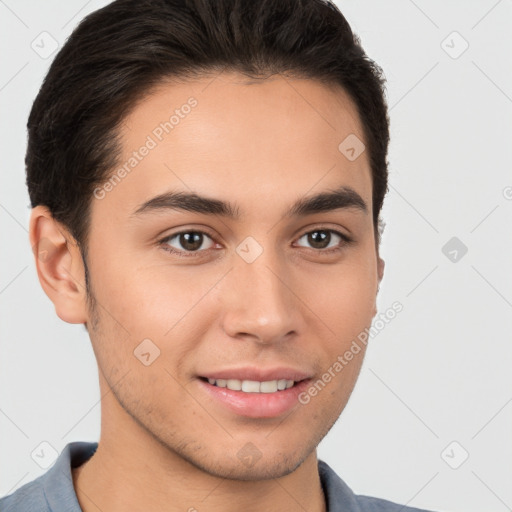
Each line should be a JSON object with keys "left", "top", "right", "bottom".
{"left": 318, "top": 459, "right": 362, "bottom": 512}
{"left": 42, "top": 441, "right": 98, "bottom": 511}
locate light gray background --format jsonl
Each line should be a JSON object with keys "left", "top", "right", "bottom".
{"left": 1, "top": 1, "right": 511, "bottom": 511}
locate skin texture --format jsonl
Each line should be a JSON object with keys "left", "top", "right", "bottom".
{"left": 29, "top": 72, "right": 384, "bottom": 512}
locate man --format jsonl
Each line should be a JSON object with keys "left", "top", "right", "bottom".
{"left": 1, "top": 0, "right": 437, "bottom": 510}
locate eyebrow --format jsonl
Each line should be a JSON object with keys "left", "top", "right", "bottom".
{"left": 131, "top": 185, "right": 368, "bottom": 219}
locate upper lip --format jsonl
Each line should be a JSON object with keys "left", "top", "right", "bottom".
{"left": 199, "top": 366, "right": 312, "bottom": 382}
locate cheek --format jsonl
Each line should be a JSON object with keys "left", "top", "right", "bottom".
{"left": 88, "top": 246, "right": 207, "bottom": 333}
{"left": 86, "top": 252, "right": 221, "bottom": 373}
{"left": 297, "top": 258, "right": 376, "bottom": 335}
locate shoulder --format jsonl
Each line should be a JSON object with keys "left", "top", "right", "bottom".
{"left": 0, "top": 475, "right": 48, "bottom": 511}
{"left": 0, "top": 441, "right": 98, "bottom": 512}
{"left": 318, "top": 460, "right": 439, "bottom": 512}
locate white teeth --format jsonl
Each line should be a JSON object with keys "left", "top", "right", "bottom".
{"left": 241, "top": 380, "right": 261, "bottom": 392}
{"left": 206, "top": 378, "right": 297, "bottom": 393}
{"left": 260, "top": 380, "right": 278, "bottom": 393}
{"left": 227, "top": 379, "right": 242, "bottom": 391}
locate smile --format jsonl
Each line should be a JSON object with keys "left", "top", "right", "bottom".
{"left": 198, "top": 375, "right": 311, "bottom": 418}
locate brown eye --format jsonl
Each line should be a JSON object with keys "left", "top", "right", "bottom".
{"left": 296, "top": 229, "right": 350, "bottom": 251}
{"left": 162, "top": 231, "right": 215, "bottom": 254}
{"left": 306, "top": 230, "right": 331, "bottom": 249}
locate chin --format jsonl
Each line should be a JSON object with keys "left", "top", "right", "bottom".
{"left": 182, "top": 446, "right": 310, "bottom": 481}
{"left": 215, "top": 456, "right": 305, "bottom": 481}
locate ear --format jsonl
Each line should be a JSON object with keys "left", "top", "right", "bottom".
{"left": 29, "top": 205, "right": 88, "bottom": 324}
{"left": 372, "top": 254, "right": 385, "bottom": 317}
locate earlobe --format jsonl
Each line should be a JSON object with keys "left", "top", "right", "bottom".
{"left": 29, "top": 206, "right": 88, "bottom": 324}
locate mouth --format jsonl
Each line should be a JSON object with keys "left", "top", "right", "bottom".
{"left": 196, "top": 370, "right": 312, "bottom": 418}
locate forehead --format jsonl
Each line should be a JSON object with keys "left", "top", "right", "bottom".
{"left": 94, "top": 72, "right": 372, "bottom": 222}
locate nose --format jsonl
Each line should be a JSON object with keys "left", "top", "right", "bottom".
{"left": 219, "top": 249, "right": 303, "bottom": 345}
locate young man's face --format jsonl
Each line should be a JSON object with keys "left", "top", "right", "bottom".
{"left": 66, "top": 72, "right": 383, "bottom": 479}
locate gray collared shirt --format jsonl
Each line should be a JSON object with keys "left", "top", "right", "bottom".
{"left": 0, "top": 442, "right": 436, "bottom": 511}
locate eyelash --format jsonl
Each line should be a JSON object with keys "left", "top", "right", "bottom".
{"left": 158, "top": 227, "right": 353, "bottom": 258}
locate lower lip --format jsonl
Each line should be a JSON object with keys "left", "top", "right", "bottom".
{"left": 198, "top": 378, "right": 312, "bottom": 418}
